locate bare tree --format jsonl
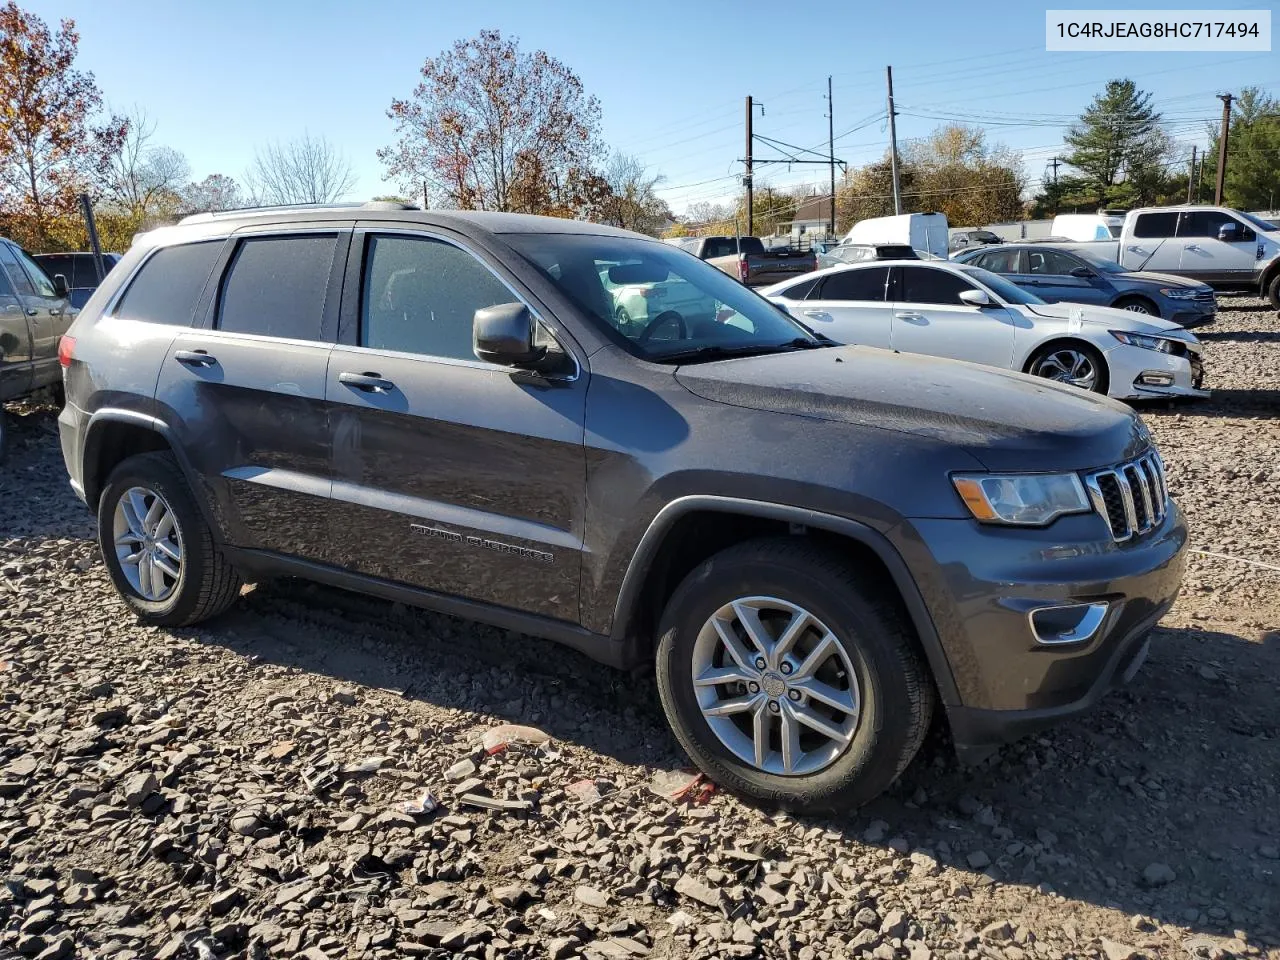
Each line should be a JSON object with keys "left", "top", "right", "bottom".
{"left": 245, "top": 133, "right": 355, "bottom": 205}
{"left": 595, "top": 152, "right": 671, "bottom": 235}
{"left": 181, "top": 173, "right": 243, "bottom": 214}
{"left": 102, "top": 107, "right": 190, "bottom": 219}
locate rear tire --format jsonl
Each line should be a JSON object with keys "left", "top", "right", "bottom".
{"left": 654, "top": 538, "right": 934, "bottom": 812}
{"left": 97, "top": 451, "right": 242, "bottom": 626}
{"left": 1112, "top": 296, "right": 1159, "bottom": 318}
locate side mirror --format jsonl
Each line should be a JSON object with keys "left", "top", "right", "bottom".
{"left": 1217, "top": 223, "right": 1238, "bottom": 242}
{"left": 51, "top": 274, "right": 69, "bottom": 299}
{"left": 959, "top": 289, "right": 992, "bottom": 307}
{"left": 1069, "top": 266, "right": 1095, "bottom": 279}
{"left": 473, "top": 302, "right": 546, "bottom": 368}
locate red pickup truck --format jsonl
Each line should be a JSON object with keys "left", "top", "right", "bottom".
{"left": 678, "top": 236, "right": 817, "bottom": 287}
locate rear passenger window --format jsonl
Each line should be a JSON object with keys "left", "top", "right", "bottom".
{"left": 361, "top": 235, "right": 514, "bottom": 361}
{"left": 818, "top": 267, "right": 890, "bottom": 302}
{"left": 773, "top": 276, "right": 821, "bottom": 300}
{"left": 973, "top": 249, "right": 1021, "bottom": 273}
{"left": 115, "top": 241, "right": 223, "bottom": 325}
{"left": 1132, "top": 213, "right": 1178, "bottom": 238}
{"left": 73, "top": 255, "right": 103, "bottom": 288}
{"left": 218, "top": 235, "right": 336, "bottom": 340}
{"left": 899, "top": 267, "right": 977, "bottom": 305}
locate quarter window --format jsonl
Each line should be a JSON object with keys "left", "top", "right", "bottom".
{"left": 817, "top": 267, "right": 890, "bottom": 302}
{"left": 974, "top": 249, "right": 1022, "bottom": 273}
{"left": 218, "top": 234, "right": 337, "bottom": 340}
{"left": 773, "top": 276, "right": 821, "bottom": 300}
{"left": 1132, "top": 212, "right": 1178, "bottom": 238}
{"left": 898, "top": 266, "right": 977, "bottom": 305}
{"left": 116, "top": 241, "right": 224, "bottom": 325}
{"left": 361, "top": 235, "right": 515, "bottom": 361}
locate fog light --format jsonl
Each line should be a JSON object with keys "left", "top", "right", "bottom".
{"left": 1138, "top": 371, "right": 1175, "bottom": 386}
{"left": 1029, "top": 602, "right": 1109, "bottom": 645}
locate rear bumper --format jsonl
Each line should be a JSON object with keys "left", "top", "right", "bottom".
{"left": 896, "top": 504, "right": 1187, "bottom": 754}
{"left": 58, "top": 400, "right": 88, "bottom": 504}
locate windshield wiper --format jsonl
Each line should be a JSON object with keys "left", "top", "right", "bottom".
{"left": 654, "top": 338, "right": 827, "bottom": 364}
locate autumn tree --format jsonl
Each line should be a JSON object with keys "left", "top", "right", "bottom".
{"left": 0, "top": 1, "right": 126, "bottom": 248}
{"left": 181, "top": 173, "right": 244, "bottom": 214}
{"left": 246, "top": 133, "right": 355, "bottom": 205}
{"left": 905, "top": 125, "right": 1025, "bottom": 226}
{"left": 379, "top": 30, "right": 604, "bottom": 215}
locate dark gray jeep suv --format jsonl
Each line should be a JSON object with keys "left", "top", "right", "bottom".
{"left": 58, "top": 204, "right": 1187, "bottom": 810}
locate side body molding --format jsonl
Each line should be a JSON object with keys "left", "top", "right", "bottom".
{"left": 609, "top": 495, "right": 960, "bottom": 707}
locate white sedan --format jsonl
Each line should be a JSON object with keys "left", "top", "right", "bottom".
{"left": 761, "top": 261, "right": 1208, "bottom": 400}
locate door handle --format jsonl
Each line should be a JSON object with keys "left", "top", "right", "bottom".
{"left": 894, "top": 311, "right": 926, "bottom": 322}
{"left": 26, "top": 308, "right": 38, "bottom": 316}
{"left": 339, "top": 371, "right": 396, "bottom": 394}
{"left": 1185, "top": 244, "right": 1200, "bottom": 252}
{"left": 175, "top": 349, "right": 217, "bottom": 368}
{"left": 801, "top": 309, "right": 832, "bottom": 321}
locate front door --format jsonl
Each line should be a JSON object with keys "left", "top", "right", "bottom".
{"left": 153, "top": 228, "right": 349, "bottom": 560}
{"left": 1021, "top": 248, "right": 1110, "bottom": 306}
{"left": 790, "top": 266, "right": 894, "bottom": 349}
{"left": 0, "top": 244, "right": 69, "bottom": 389}
{"left": 0, "top": 252, "right": 32, "bottom": 400}
{"left": 1176, "top": 210, "right": 1259, "bottom": 284}
{"left": 889, "top": 265, "right": 1018, "bottom": 368}
{"left": 325, "top": 229, "right": 587, "bottom": 623}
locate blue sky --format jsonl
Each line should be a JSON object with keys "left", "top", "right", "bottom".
{"left": 25, "top": 0, "right": 1279, "bottom": 214}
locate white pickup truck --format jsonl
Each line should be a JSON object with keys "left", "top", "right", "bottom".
{"left": 1056, "top": 205, "right": 1280, "bottom": 308}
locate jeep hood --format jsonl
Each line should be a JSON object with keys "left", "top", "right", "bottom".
{"left": 675, "top": 346, "right": 1149, "bottom": 472}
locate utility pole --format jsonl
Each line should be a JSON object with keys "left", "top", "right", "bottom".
{"left": 1186, "top": 146, "right": 1197, "bottom": 205}
{"left": 1215, "top": 92, "right": 1234, "bottom": 205}
{"left": 1046, "top": 157, "right": 1062, "bottom": 216}
{"left": 422, "top": 179, "right": 429, "bottom": 210}
{"left": 885, "top": 66, "right": 902, "bottom": 215}
{"left": 827, "top": 76, "right": 836, "bottom": 236}
{"left": 1195, "top": 158, "right": 1204, "bottom": 201}
{"left": 745, "top": 95, "right": 754, "bottom": 236}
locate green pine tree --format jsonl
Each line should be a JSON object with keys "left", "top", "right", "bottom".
{"left": 1058, "top": 79, "right": 1173, "bottom": 208}
{"left": 1199, "top": 88, "right": 1280, "bottom": 209}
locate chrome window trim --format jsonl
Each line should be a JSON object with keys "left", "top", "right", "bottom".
{"left": 354, "top": 226, "right": 582, "bottom": 383}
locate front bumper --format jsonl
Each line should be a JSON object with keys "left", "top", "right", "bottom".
{"left": 1104, "top": 343, "right": 1210, "bottom": 400}
{"left": 896, "top": 503, "right": 1187, "bottom": 757}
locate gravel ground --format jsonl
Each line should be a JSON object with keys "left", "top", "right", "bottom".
{"left": 2, "top": 297, "right": 1278, "bottom": 960}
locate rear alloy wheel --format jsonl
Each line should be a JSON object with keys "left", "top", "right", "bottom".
{"left": 656, "top": 538, "right": 933, "bottom": 811}
{"left": 98, "top": 451, "right": 243, "bottom": 625}
{"left": 1028, "top": 342, "right": 1109, "bottom": 394}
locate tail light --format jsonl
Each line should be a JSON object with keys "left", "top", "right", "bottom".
{"left": 738, "top": 257, "right": 749, "bottom": 282}
{"left": 58, "top": 335, "right": 76, "bottom": 368}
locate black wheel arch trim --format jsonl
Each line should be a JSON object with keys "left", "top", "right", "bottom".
{"left": 82, "top": 408, "right": 220, "bottom": 536}
{"left": 609, "top": 495, "right": 961, "bottom": 706}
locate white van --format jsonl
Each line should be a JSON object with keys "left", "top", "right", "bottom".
{"left": 1050, "top": 212, "right": 1124, "bottom": 242}
{"left": 842, "top": 212, "right": 949, "bottom": 260}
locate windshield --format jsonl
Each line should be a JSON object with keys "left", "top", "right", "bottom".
{"left": 504, "top": 233, "right": 818, "bottom": 362}
{"left": 958, "top": 265, "right": 1046, "bottom": 305}
{"left": 1237, "top": 210, "right": 1278, "bottom": 233}
{"left": 1076, "top": 251, "right": 1127, "bottom": 274}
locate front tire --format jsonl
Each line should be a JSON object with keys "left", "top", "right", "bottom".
{"left": 1027, "top": 341, "right": 1109, "bottom": 394}
{"left": 1266, "top": 272, "right": 1280, "bottom": 311}
{"left": 98, "top": 451, "right": 242, "bottom": 625}
{"left": 1112, "top": 296, "right": 1158, "bottom": 318}
{"left": 655, "top": 538, "right": 934, "bottom": 811}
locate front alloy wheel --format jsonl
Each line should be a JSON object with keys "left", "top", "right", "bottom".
{"left": 1032, "top": 347, "right": 1099, "bottom": 391}
{"left": 113, "top": 486, "right": 184, "bottom": 601}
{"left": 692, "top": 597, "right": 859, "bottom": 776}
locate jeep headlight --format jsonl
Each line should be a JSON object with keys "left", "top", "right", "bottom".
{"left": 952, "top": 473, "right": 1090, "bottom": 525}
{"left": 1111, "top": 330, "right": 1176, "bottom": 353}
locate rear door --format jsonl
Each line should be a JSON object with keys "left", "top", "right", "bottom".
{"left": 154, "top": 227, "right": 350, "bottom": 560}
{"left": 1125, "top": 212, "right": 1180, "bottom": 272}
{"left": 889, "top": 265, "right": 1018, "bottom": 367}
{"left": 324, "top": 227, "right": 587, "bottom": 622}
{"left": 790, "top": 266, "right": 893, "bottom": 348}
{"left": 1022, "top": 248, "right": 1110, "bottom": 305}
{"left": 1176, "top": 210, "right": 1258, "bottom": 284}
{"left": 0, "top": 250, "right": 32, "bottom": 401}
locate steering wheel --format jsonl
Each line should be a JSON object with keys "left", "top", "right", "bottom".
{"left": 638, "top": 310, "right": 688, "bottom": 344}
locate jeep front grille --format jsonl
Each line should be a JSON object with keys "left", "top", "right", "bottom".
{"left": 1084, "top": 452, "right": 1168, "bottom": 542}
